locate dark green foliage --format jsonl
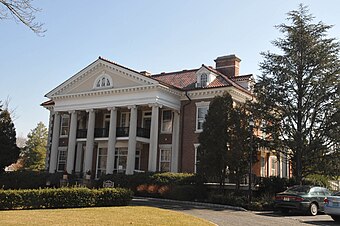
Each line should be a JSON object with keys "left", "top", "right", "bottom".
{"left": 0, "top": 187, "right": 132, "bottom": 210}
{"left": 197, "top": 92, "right": 253, "bottom": 188}
{"left": 21, "top": 122, "right": 48, "bottom": 171}
{"left": 98, "top": 172, "right": 202, "bottom": 190}
{"left": 0, "top": 171, "right": 50, "bottom": 189}
{"left": 165, "top": 185, "right": 206, "bottom": 201}
{"left": 98, "top": 172, "right": 207, "bottom": 201}
{"left": 250, "top": 5, "right": 340, "bottom": 183}
{"left": 0, "top": 109, "right": 20, "bottom": 173}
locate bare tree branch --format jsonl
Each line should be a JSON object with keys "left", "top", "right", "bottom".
{"left": 0, "top": 0, "right": 46, "bottom": 35}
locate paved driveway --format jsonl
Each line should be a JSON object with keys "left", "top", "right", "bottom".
{"left": 130, "top": 197, "right": 337, "bottom": 226}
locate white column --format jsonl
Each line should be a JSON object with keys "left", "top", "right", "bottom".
{"left": 106, "top": 107, "right": 117, "bottom": 174}
{"left": 148, "top": 104, "right": 160, "bottom": 172}
{"left": 66, "top": 111, "right": 77, "bottom": 174}
{"left": 126, "top": 105, "right": 137, "bottom": 175}
{"left": 75, "top": 143, "right": 83, "bottom": 172}
{"left": 84, "top": 109, "right": 96, "bottom": 175}
{"left": 49, "top": 112, "right": 61, "bottom": 173}
{"left": 171, "top": 110, "right": 180, "bottom": 173}
{"left": 45, "top": 109, "right": 54, "bottom": 171}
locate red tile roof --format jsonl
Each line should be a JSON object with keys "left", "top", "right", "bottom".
{"left": 152, "top": 65, "right": 252, "bottom": 95}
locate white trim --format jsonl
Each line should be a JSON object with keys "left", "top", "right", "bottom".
{"left": 60, "top": 114, "right": 70, "bottom": 138}
{"left": 194, "top": 143, "right": 200, "bottom": 173}
{"left": 45, "top": 58, "right": 160, "bottom": 98}
{"left": 142, "top": 110, "right": 152, "bottom": 128}
{"left": 161, "top": 109, "right": 172, "bottom": 134}
{"left": 195, "top": 102, "right": 210, "bottom": 133}
{"left": 93, "top": 73, "right": 113, "bottom": 89}
{"left": 57, "top": 147, "right": 67, "bottom": 172}
{"left": 159, "top": 145, "right": 172, "bottom": 172}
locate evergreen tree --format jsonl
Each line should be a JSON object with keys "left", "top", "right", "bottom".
{"left": 0, "top": 108, "right": 20, "bottom": 173}
{"left": 21, "top": 122, "right": 48, "bottom": 171}
{"left": 197, "top": 92, "right": 254, "bottom": 188}
{"left": 251, "top": 5, "right": 340, "bottom": 183}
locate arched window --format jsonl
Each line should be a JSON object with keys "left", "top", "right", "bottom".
{"left": 200, "top": 73, "right": 208, "bottom": 87}
{"left": 94, "top": 74, "right": 113, "bottom": 89}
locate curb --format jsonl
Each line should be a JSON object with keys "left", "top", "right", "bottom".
{"left": 132, "top": 196, "right": 247, "bottom": 211}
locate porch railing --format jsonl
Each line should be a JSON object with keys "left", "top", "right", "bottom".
{"left": 76, "top": 127, "right": 150, "bottom": 139}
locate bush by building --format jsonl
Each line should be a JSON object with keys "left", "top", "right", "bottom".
{"left": 0, "top": 187, "right": 132, "bottom": 210}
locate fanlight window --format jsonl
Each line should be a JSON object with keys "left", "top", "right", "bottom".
{"left": 94, "top": 75, "right": 112, "bottom": 89}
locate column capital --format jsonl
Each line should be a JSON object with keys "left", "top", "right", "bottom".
{"left": 107, "top": 107, "right": 116, "bottom": 111}
{"left": 68, "top": 110, "right": 77, "bottom": 114}
{"left": 127, "top": 105, "right": 137, "bottom": 110}
{"left": 173, "top": 109, "right": 180, "bottom": 114}
{"left": 86, "top": 109, "right": 95, "bottom": 113}
{"left": 148, "top": 103, "right": 163, "bottom": 108}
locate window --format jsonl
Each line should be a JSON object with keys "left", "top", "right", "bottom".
{"left": 200, "top": 73, "right": 208, "bottom": 87}
{"left": 195, "top": 102, "right": 209, "bottom": 132}
{"left": 270, "top": 156, "right": 276, "bottom": 176}
{"left": 96, "top": 148, "right": 107, "bottom": 178}
{"left": 159, "top": 148, "right": 171, "bottom": 172}
{"left": 60, "top": 114, "right": 70, "bottom": 137}
{"left": 94, "top": 74, "right": 113, "bottom": 89}
{"left": 142, "top": 111, "right": 152, "bottom": 129}
{"left": 57, "top": 147, "right": 67, "bottom": 172}
{"left": 260, "top": 156, "right": 265, "bottom": 177}
{"left": 120, "top": 112, "right": 130, "bottom": 128}
{"left": 161, "top": 110, "right": 172, "bottom": 133}
{"left": 114, "top": 148, "right": 140, "bottom": 173}
{"left": 194, "top": 144, "right": 200, "bottom": 173}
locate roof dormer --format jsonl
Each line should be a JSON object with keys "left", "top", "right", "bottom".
{"left": 195, "top": 66, "right": 217, "bottom": 88}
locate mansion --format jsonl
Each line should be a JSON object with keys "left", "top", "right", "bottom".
{"left": 42, "top": 54, "right": 290, "bottom": 179}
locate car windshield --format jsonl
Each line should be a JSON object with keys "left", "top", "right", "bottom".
{"left": 333, "top": 192, "right": 340, "bottom": 196}
{"left": 285, "top": 186, "right": 311, "bottom": 194}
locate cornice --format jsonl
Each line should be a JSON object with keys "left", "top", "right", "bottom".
{"left": 180, "top": 87, "right": 253, "bottom": 101}
{"left": 51, "top": 84, "right": 181, "bottom": 101}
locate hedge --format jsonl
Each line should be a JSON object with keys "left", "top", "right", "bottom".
{"left": 0, "top": 171, "right": 51, "bottom": 189}
{"left": 0, "top": 187, "right": 132, "bottom": 210}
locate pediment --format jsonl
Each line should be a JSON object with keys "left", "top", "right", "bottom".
{"left": 45, "top": 58, "right": 159, "bottom": 98}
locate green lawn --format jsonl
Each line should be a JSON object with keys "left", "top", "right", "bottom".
{"left": 0, "top": 206, "right": 215, "bottom": 226}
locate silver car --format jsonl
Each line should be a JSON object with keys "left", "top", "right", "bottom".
{"left": 324, "top": 191, "right": 340, "bottom": 222}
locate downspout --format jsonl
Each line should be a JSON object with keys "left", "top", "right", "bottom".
{"left": 179, "top": 90, "right": 192, "bottom": 172}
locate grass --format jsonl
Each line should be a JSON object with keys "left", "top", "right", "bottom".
{"left": 0, "top": 206, "right": 215, "bottom": 226}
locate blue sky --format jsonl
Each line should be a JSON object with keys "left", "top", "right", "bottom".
{"left": 1, "top": 0, "right": 339, "bottom": 137}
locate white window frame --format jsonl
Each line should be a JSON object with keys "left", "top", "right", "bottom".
{"left": 60, "top": 114, "right": 70, "bottom": 137}
{"left": 93, "top": 74, "right": 113, "bottom": 89}
{"left": 260, "top": 156, "right": 266, "bottom": 177}
{"left": 270, "top": 156, "right": 277, "bottom": 176}
{"left": 194, "top": 143, "right": 200, "bottom": 173}
{"left": 96, "top": 147, "right": 108, "bottom": 178}
{"left": 161, "top": 109, "right": 172, "bottom": 133}
{"left": 195, "top": 102, "right": 210, "bottom": 133}
{"left": 159, "top": 145, "right": 171, "bottom": 172}
{"left": 142, "top": 111, "right": 152, "bottom": 129}
{"left": 200, "top": 73, "right": 208, "bottom": 87}
{"left": 57, "top": 147, "right": 67, "bottom": 172}
{"left": 120, "top": 112, "right": 130, "bottom": 128}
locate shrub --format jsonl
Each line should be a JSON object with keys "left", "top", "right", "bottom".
{"left": 166, "top": 185, "right": 207, "bottom": 201}
{"left": 0, "top": 171, "right": 51, "bottom": 189}
{"left": 0, "top": 187, "right": 132, "bottom": 210}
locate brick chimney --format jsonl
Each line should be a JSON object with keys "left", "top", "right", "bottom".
{"left": 214, "top": 54, "right": 241, "bottom": 77}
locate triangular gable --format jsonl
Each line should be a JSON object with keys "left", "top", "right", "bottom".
{"left": 45, "top": 57, "right": 159, "bottom": 98}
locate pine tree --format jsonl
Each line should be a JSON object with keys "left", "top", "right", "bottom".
{"left": 21, "top": 122, "right": 48, "bottom": 171}
{"left": 251, "top": 5, "right": 340, "bottom": 183}
{"left": 0, "top": 108, "right": 20, "bottom": 173}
